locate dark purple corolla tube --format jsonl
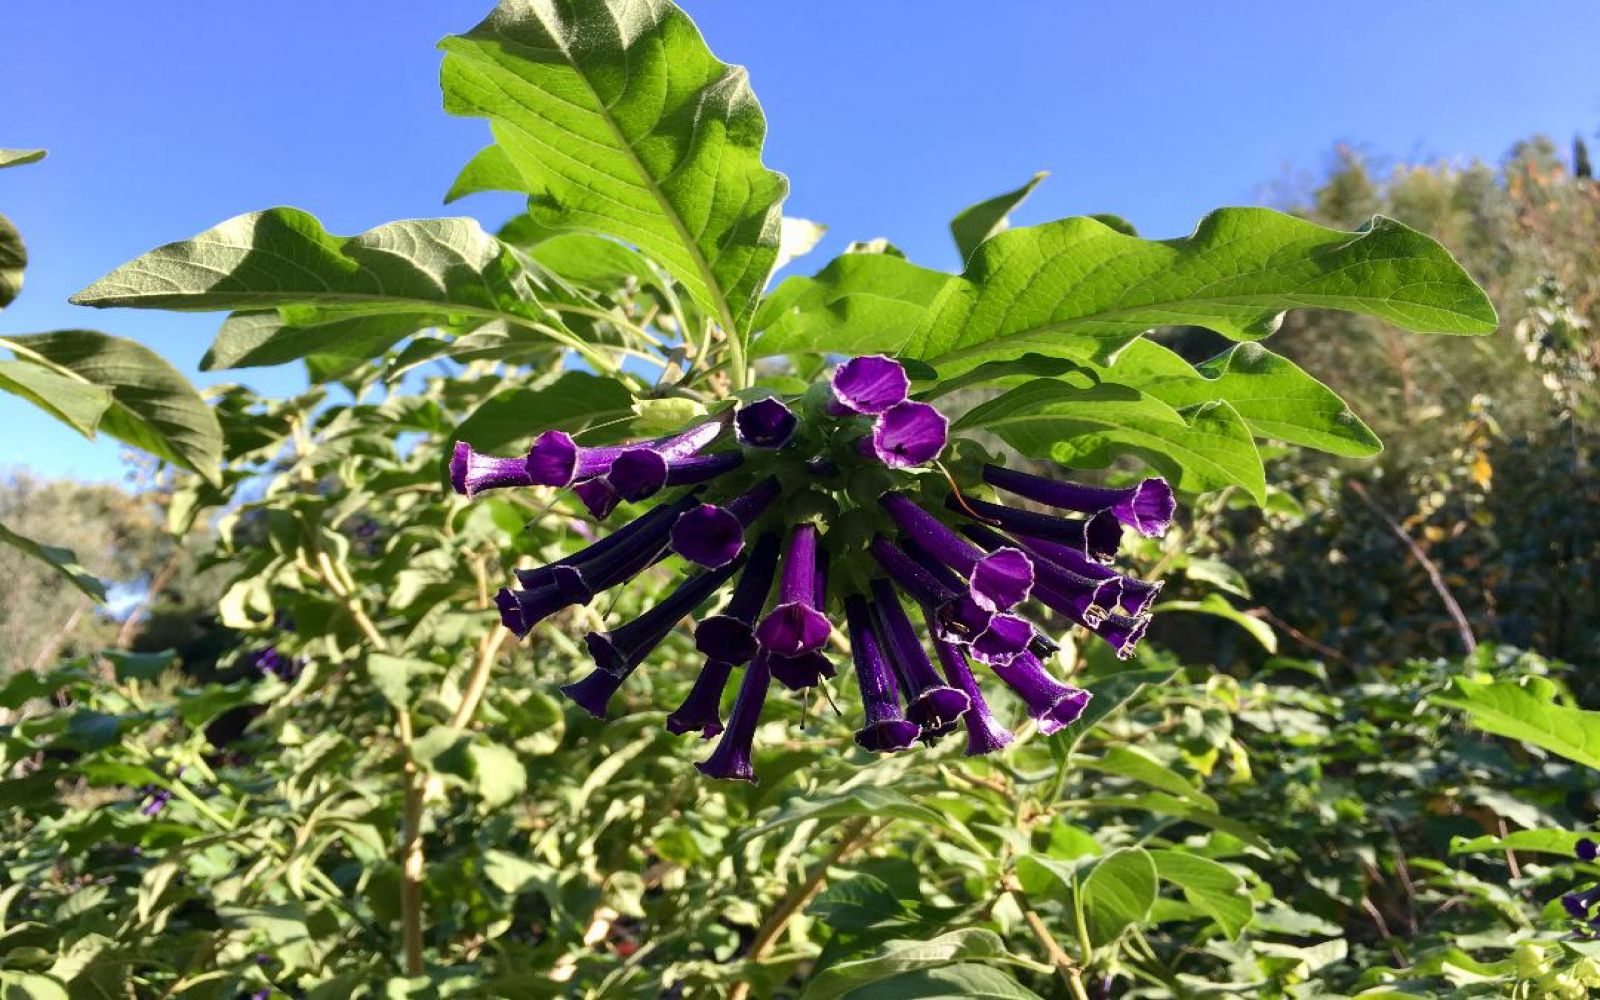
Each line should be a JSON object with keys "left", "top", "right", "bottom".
{"left": 1089, "top": 611, "right": 1151, "bottom": 660}
{"left": 989, "top": 651, "right": 1092, "bottom": 735}
{"left": 830, "top": 355, "right": 909, "bottom": 415}
{"left": 573, "top": 478, "right": 621, "bottom": 519}
{"left": 948, "top": 493, "right": 1122, "bottom": 564}
{"left": 927, "top": 617, "right": 1014, "bottom": 756}
{"left": 670, "top": 476, "right": 782, "bottom": 568}
{"left": 695, "top": 532, "right": 780, "bottom": 664}
{"left": 967, "top": 613, "right": 1034, "bottom": 667}
{"left": 607, "top": 449, "right": 745, "bottom": 503}
{"left": 984, "top": 465, "right": 1175, "bottom": 537}
{"left": 734, "top": 397, "right": 798, "bottom": 449}
{"left": 696, "top": 651, "right": 772, "bottom": 781}
{"left": 559, "top": 667, "right": 627, "bottom": 720}
{"left": 517, "top": 493, "right": 696, "bottom": 592}
{"left": 754, "top": 524, "right": 832, "bottom": 657}
{"left": 881, "top": 492, "right": 1033, "bottom": 612}
{"left": 867, "top": 401, "right": 948, "bottom": 469}
{"left": 666, "top": 659, "right": 735, "bottom": 739}
{"left": 450, "top": 441, "right": 535, "bottom": 498}
{"left": 769, "top": 650, "right": 836, "bottom": 691}
{"left": 584, "top": 558, "right": 744, "bottom": 679}
{"left": 971, "top": 524, "right": 1164, "bottom": 616}
{"left": 870, "top": 579, "right": 970, "bottom": 732}
{"left": 869, "top": 536, "right": 992, "bottom": 641}
{"left": 845, "top": 594, "right": 920, "bottom": 753}
{"left": 528, "top": 420, "right": 725, "bottom": 488}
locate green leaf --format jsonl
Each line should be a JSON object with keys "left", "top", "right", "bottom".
{"left": 0, "top": 331, "right": 223, "bottom": 484}
{"left": 841, "top": 965, "right": 1043, "bottom": 1000}
{"left": 1080, "top": 847, "right": 1158, "bottom": 944}
{"left": 0, "top": 359, "right": 113, "bottom": 437}
{"left": 1450, "top": 829, "right": 1587, "bottom": 857}
{"left": 748, "top": 786, "right": 987, "bottom": 856}
{"left": 914, "top": 353, "right": 1097, "bottom": 401}
{"left": 1434, "top": 678, "right": 1600, "bottom": 770}
{"left": 950, "top": 172, "right": 1047, "bottom": 264}
{"left": 1080, "top": 746, "right": 1214, "bottom": 809}
{"left": 445, "top": 144, "right": 527, "bottom": 203}
{"left": 0, "top": 520, "right": 106, "bottom": 602}
{"left": 808, "top": 874, "right": 913, "bottom": 932}
{"left": 956, "top": 379, "right": 1265, "bottom": 501}
{"left": 1149, "top": 850, "right": 1253, "bottom": 939}
{"left": 802, "top": 929, "right": 1016, "bottom": 1000}
{"left": 0, "top": 148, "right": 47, "bottom": 169}
{"left": 905, "top": 209, "right": 1496, "bottom": 378}
{"left": 1153, "top": 594, "right": 1277, "bottom": 653}
{"left": 1, "top": 213, "right": 24, "bottom": 309}
{"left": 752, "top": 253, "right": 950, "bottom": 359}
{"left": 367, "top": 654, "right": 440, "bottom": 711}
{"left": 1059, "top": 669, "right": 1177, "bottom": 753}
{"left": 1102, "top": 339, "right": 1382, "bottom": 457}
{"left": 451, "top": 370, "right": 636, "bottom": 458}
{"left": 439, "top": 0, "right": 788, "bottom": 335}
{"left": 0, "top": 971, "right": 70, "bottom": 1000}
{"left": 69, "top": 209, "right": 601, "bottom": 370}
{"left": 468, "top": 740, "right": 527, "bottom": 808}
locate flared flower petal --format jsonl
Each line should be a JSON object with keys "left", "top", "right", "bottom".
{"left": 560, "top": 667, "right": 626, "bottom": 719}
{"left": 995, "top": 527, "right": 1164, "bottom": 615}
{"left": 528, "top": 420, "right": 725, "bottom": 488}
{"left": 830, "top": 355, "right": 909, "bottom": 415}
{"left": 881, "top": 492, "right": 1033, "bottom": 612}
{"left": 754, "top": 524, "right": 831, "bottom": 657}
{"left": 609, "top": 449, "right": 745, "bottom": 502}
{"left": 695, "top": 532, "right": 780, "bottom": 664}
{"left": 969, "top": 613, "right": 1034, "bottom": 666}
{"left": 450, "top": 441, "right": 534, "bottom": 498}
{"left": 845, "top": 594, "right": 920, "bottom": 753}
{"left": 868, "top": 401, "right": 948, "bottom": 468}
{"left": 734, "top": 397, "right": 798, "bottom": 449}
{"left": 584, "top": 558, "right": 743, "bottom": 677}
{"left": 870, "top": 579, "right": 970, "bottom": 732}
{"left": 989, "top": 651, "right": 1092, "bottom": 736}
{"left": 928, "top": 621, "right": 1014, "bottom": 756}
{"left": 573, "top": 478, "right": 621, "bottom": 519}
{"left": 869, "top": 536, "right": 991, "bottom": 641}
{"left": 670, "top": 476, "right": 781, "bottom": 568}
{"left": 769, "top": 650, "right": 836, "bottom": 691}
{"left": 984, "top": 464, "right": 1175, "bottom": 537}
{"left": 666, "top": 659, "right": 734, "bottom": 739}
{"left": 697, "top": 651, "right": 772, "bottom": 781}
{"left": 949, "top": 493, "right": 1122, "bottom": 563}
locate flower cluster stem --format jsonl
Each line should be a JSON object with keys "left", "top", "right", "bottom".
{"left": 1004, "top": 873, "right": 1091, "bottom": 1000}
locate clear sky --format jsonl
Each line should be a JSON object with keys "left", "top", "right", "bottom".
{"left": 4, "top": 1, "right": 1596, "bottom": 481}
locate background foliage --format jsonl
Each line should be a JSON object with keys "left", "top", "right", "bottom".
{"left": 2, "top": 3, "right": 1597, "bottom": 998}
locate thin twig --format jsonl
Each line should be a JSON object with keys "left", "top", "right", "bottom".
{"left": 1003, "top": 874, "right": 1091, "bottom": 1000}
{"left": 1346, "top": 480, "right": 1477, "bottom": 655}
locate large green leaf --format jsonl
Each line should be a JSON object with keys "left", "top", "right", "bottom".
{"left": 841, "top": 965, "right": 1043, "bottom": 999}
{"left": 451, "top": 370, "right": 636, "bottom": 458}
{"left": 0, "top": 331, "right": 223, "bottom": 484}
{"left": 70, "top": 209, "right": 597, "bottom": 370}
{"left": 1435, "top": 678, "right": 1600, "bottom": 770}
{"left": 1149, "top": 850, "right": 1253, "bottom": 939}
{"left": 0, "top": 520, "right": 106, "bottom": 602}
{"left": 908, "top": 210, "right": 1496, "bottom": 377}
{"left": 950, "top": 172, "right": 1047, "bottom": 264}
{"left": 956, "top": 379, "right": 1266, "bottom": 501}
{"left": 0, "top": 359, "right": 113, "bottom": 437}
{"left": 802, "top": 929, "right": 1018, "bottom": 1000}
{"left": 1, "top": 212, "right": 24, "bottom": 309}
{"left": 1101, "top": 338, "right": 1382, "bottom": 457}
{"left": 753, "top": 254, "right": 950, "bottom": 359}
{"left": 1079, "top": 847, "right": 1158, "bottom": 944}
{"left": 0, "top": 149, "right": 47, "bottom": 169}
{"left": 439, "top": 0, "right": 788, "bottom": 336}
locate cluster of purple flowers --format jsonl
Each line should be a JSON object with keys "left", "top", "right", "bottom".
{"left": 1564, "top": 838, "right": 1600, "bottom": 929}
{"left": 450, "top": 356, "right": 1170, "bottom": 781}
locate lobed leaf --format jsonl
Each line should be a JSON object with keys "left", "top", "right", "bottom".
{"left": 439, "top": 0, "right": 788, "bottom": 336}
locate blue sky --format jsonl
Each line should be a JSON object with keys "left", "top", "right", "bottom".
{"left": 4, "top": 1, "right": 1597, "bottom": 481}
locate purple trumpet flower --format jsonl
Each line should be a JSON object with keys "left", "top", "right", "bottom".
{"left": 695, "top": 532, "right": 780, "bottom": 664}
{"left": 606, "top": 449, "right": 745, "bottom": 503}
{"left": 1091, "top": 611, "right": 1152, "bottom": 661}
{"left": 830, "top": 355, "right": 909, "bottom": 415}
{"left": 734, "top": 397, "right": 798, "bottom": 449}
{"left": 754, "top": 524, "right": 832, "bottom": 657}
{"left": 845, "top": 593, "right": 920, "bottom": 753}
{"left": 697, "top": 651, "right": 772, "bottom": 781}
{"left": 896, "top": 538, "right": 1033, "bottom": 667}
{"left": 948, "top": 493, "right": 1123, "bottom": 564}
{"left": 976, "top": 525, "right": 1164, "bottom": 616}
{"left": 881, "top": 492, "right": 1033, "bottom": 612}
{"left": 866, "top": 401, "right": 948, "bottom": 469}
{"left": 560, "top": 666, "right": 627, "bottom": 720}
{"left": 769, "top": 545, "right": 834, "bottom": 690}
{"left": 984, "top": 465, "right": 1175, "bottom": 537}
{"left": 928, "top": 620, "right": 1014, "bottom": 756}
{"left": 870, "top": 579, "right": 970, "bottom": 732}
{"left": 583, "top": 558, "right": 744, "bottom": 680}
{"left": 1565, "top": 885, "right": 1600, "bottom": 922}
{"left": 989, "top": 651, "right": 1092, "bottom": 736}
{"left": 450, "top": 441, "right": 535, "bottom": 498}
{"left": 528, "top": 419, "right": 724, "bottom": 488}
{"left": 573, "top": 478, "right": 620, "bottom": 519}
{"left": 666, "top": 659, "right": 735, "bottom": 739}
{"left": 671, "top": 476, "right": 782, "bottom": 568}
{"left": 1581, "top": 839, "right": 1599, "bottom": 862}
{"left": 869, "top": 536, "right": 991, "bottom": 641}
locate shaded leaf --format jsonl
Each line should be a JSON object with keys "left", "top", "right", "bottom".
{"left": 841, "top": 964, "right": 1043, "bottom": 999}
{"left": 450, "top": 370, "right": 637, "bottom": 459}
{"left": 1, "top": 213, "right": 24, "bottom": 309}
{"left": 440, "top": 0, "right": 788, "bottom": 335}
{"left": 0, "top": 359, "right": 113, "bottom": 437}
{"left": 957, "top": 380, "right": 1265, "bottom": 501}
{"left": 0, "top": 520, "right": 106, "bottom": 601}
{"left": 1, "top": 331, "right": 223, "bottom": 484}
{"left": 1154, "top": 594, "right": 1277, "bottom": 653}
{"left": 1080, "top": 847, "right": 1158, "bottom": 944}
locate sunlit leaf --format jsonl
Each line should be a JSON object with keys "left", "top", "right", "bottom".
{"left": 1435, "top": 679, "right": 1600, "bottom": 770}
{"left": 950, "top": 172, "right": 1047, "bottom": 264}
{"left": 1149, "top": 850, "right": 1253, "bottom": 939}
